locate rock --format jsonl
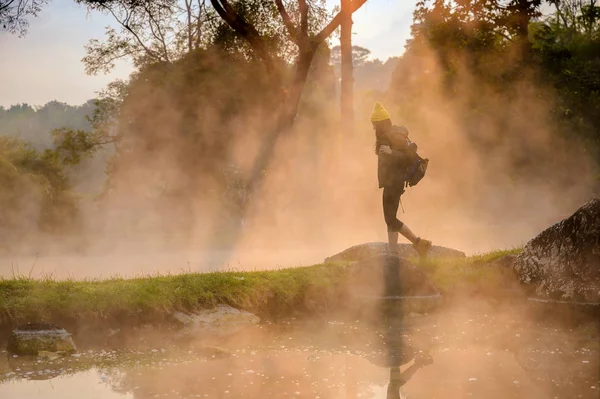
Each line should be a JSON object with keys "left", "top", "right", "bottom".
{"left": 342, "top": 254, "right": 443, "bottom": 315}
{"left": 172, "top": 305, "right": 260, "bottom": 338}
{"left": 514, "top": 198, "right": 600, "bottom": 303}
{"left": 7, "top": 323, "right": 77, "bottom": 356}
{"left": 325, "top": 242, "right": 465, "bottom": 263}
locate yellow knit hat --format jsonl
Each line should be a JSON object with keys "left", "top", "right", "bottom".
{"left": 370, "top": 101, "right": 391, "bottom": 123}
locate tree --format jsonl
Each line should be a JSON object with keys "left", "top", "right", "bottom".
{"left": 73, "top": 0, "right": 367, "bottom": 249}
{"left": 0, "top": 0, "right": 47, "bottom": 36}
{"left": 340, "top": 0, "right": 354, "bottom": 132}
{"left": 208, "top": 0, "right": 367, "bottom": 196}
{"left": 209, "top": 0, "right": 366, "bottom": 126}
{"left": 532, "top": 1, "right": 600, "bottom": 163}
{"left": 507, "top": 0, "right": 543, "bottom": 59}
{"left": 547, "top": 0, "right": 600, "bottom": 36}
{"left": 80, "top": 0, "right": 212, "bottom": 74}
{"left": 388, "top": 0, "right": 599, "bottom": 197}
{"left": 0, "top": 100, "right": 94, "bottom": 149}
{"left": 0, "top": 136, "right": 80, "bottom": 253}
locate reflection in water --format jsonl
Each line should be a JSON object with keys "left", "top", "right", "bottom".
{"left": 1, "top": 315, "right": 598, "bottom": 398}
{"left": 378, "top": 255, "right": 433, "bottom": 399}
{"left": 0, "top": 369, "right": 131, "bottom": 399}
{"left": 386, "top": 361, "right": 427, "bottom": 399}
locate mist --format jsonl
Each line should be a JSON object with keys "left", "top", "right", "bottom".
{"left": 0, "top": 0, "right": 597, "bottom": 281}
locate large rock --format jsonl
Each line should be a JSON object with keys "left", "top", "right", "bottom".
{"left": 7, "top": 323, "right": 77, "bottom": 356}
{"left": 325, "top": 242, "right": 465, "bottom": 263}
{"left": 342, "top": 254, "right": 442, "bottom": 315}
{"left": 172, "top": 305, "right": 260, "bottom": 338}
{"left": 514, "top": 198, "right": 600, "bottom": 303}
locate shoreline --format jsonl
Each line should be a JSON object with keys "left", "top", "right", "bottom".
{"left": 0, "top": 250, "right": 525, "bottom": 333}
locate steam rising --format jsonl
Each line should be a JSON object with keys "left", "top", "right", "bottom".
{"left": 0, "top": 22, "right": 597, "bottom": 279}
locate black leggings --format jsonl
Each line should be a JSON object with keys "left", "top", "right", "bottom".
{"left": 383, "top": 185, "right": 404, "bottom": 232}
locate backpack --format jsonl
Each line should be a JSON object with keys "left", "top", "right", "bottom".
{"left": 404, "top": 141, "right": 429, "bottom": 188}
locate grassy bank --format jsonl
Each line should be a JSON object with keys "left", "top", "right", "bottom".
{"left": 0, "top": 249, "right": 522, "bottom": 329}
{"left": 420, "top": 248, "right": 523, "bottom": 296}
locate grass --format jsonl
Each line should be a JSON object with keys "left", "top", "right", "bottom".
{"left": 418, "top": 248, "right": 523, "bottom": 297}
{"left": 0, "top": 249, "right": 523, "bottom": 328}
{"left": 0, "top": 264, "right": 348, "bottom": 326}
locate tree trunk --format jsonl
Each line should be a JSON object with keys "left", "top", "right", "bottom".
{"left": 515, "top": 0, "right": 533, "bottom": 60}
{"left": 340, "top": 0, "right": 354, "bottom": 133}
{"left": 185, "top": 0, "right": 193, "bottom": 52}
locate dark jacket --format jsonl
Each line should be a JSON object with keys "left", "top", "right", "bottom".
{"left": 377, "top": 126, "right": 411, "bottom": 189}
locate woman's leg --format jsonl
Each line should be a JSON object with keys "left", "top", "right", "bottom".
{"left": 387, "top": 231, "right": 399, "bottom": 252}
{"left": 383, "top": 185, "right": 431, "bottom": 256}
{"left": 382, "top": 186, "right": 405, "bottom": 252}
{"left": 399, "top": 224, "right": 418, "bottom": 243}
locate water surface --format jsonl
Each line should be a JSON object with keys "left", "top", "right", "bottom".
{"left": 2, "top": 305, "right": 598, "bottom": 398}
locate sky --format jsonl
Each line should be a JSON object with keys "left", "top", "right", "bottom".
{"left": 0, "top": 0, "right": 415, "bottom": 108}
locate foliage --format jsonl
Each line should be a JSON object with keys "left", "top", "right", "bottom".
{"left": 0, "top": 0, "right": 342, "bottom": 246}
{"left": 0, "top": 101, "right": 94, "bottom": 149}
{"left": 0, "top": 0, "right": 47, "bottom": 36}
{"left": 389, "top": 0, "right": 600, "bottom": 187}
{"left": 533, "top": 0, "right": 600, "bottom": 163}
{"left": 210, "top": 0, "right": 331, "bottom": 63}
{"left": 0, "top": 137, "right": 80, "bottom": 251}
{"left": 65, "top": 0, "right": 342, "bottom": 246}
{"left": 81, "top": 0, "right": 209, "bottom": 75}
{"left": 96, "top": 48, "right": 288, "bottom": 241}
{"left": 80, "top": 0, "right": 332, "bottom": 75}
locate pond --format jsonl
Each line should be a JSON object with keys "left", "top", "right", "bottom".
{"left": 1, "top": 302, "right": 598, "bottom": 399}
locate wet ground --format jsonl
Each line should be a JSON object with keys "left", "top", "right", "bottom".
{"left": 1, "top": 302, "right": 598, "bottom": 399}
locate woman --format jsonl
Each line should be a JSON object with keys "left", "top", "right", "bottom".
{"left": 371, "top": 101, "right": 431, "bottom": 257}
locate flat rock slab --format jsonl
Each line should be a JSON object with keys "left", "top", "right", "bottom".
{"left": 325, "top": 242, "right": 465, "bottom": 264}
{"left": 514, "top": 197, "right": 600, "bottom": 303}
{"left": 7, "top": 323, "right": 77, "bottom": 356}
{"left": 172, "top": 305, "right": 260, "bottom": 338}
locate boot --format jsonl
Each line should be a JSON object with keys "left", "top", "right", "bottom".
{"left": 412, "top": 238, "right": 432, "bottom": 258}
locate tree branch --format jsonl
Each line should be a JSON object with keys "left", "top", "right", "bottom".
{"left": 209, "top": 0, "right": 274, "bottom": 68}
{"left": 142, "top": 1, "right": 170, "bottom": 62}
{"left": 95, "top": 138, "right": 121, "bottom": 146}
{"left": 0, "top": 0, "right": 18, "bottom": 13}
{"left": 105, "top": 4, "right": 161, "bottom": 61}
{"left": 274, "top": 0, "right": 297, "bottom": 44}
{"left": 88, "top": 49, "right": 136, "bottom": 75}
{"left": 494, "top": 28, "right": 515, "bottom": 42}
{"left": 185, "top": 0, "right": 193, "bottom": 52}
{"left": 192, "top": 0, "right": 207, "bottom": 49}
{"left": 299, "top": 0, "right": 308, "bottom": 37}
{"left": 313, "top": 0, "right": 367, "bottom": 45}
